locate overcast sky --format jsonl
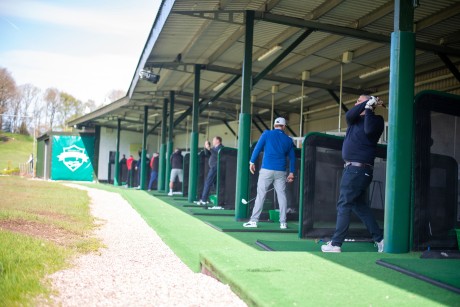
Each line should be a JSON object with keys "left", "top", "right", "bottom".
{"left": 0, "top": 0, "right": 160, "bottom": 104}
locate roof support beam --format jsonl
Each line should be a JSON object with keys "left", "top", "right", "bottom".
{"left": 173, "top": 74, "right": 241, "bottom": 128}
{"left": 437, "top": 53, "right": 460, "bottom": 83}
{"left": 223, "top": 120, "right": 237, "bottom": 138}
{"left": 255, "top": 115, "right": 269, "bottom": 130}
{"left": 327, "top": 89, "right": 349, "bottom": 113}
{"left": 251, "top": 118, "right": 264, "bottom": 133}
{"left": 254, "top": 12, "right": 460, "bottom": 57}
{"left": 205, "top": 64, "right": 363, "bottom": 95}
{"left": 145, "top": 61, "right": 365, "bottom": 95}
{"left": 253, "top": 29, "right": 313, "bottom": 85}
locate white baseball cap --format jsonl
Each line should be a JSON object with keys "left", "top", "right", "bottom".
{"left": 273, "top": 117, "right": 287, "bottom": 127}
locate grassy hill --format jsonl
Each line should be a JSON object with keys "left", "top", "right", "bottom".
{"left": 0, "top": 132, "right": 34, "bottom": 172}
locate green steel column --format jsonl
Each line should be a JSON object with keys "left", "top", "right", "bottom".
{"left": 113, "top": 118, "right": 121, "bottom": 186}
{"left": 159, "top": 144, "right": 166, "bottom": 191}
{"left": 158, "top": 98, "right": 168, "bottom": 191}
{"left": 384, "top": 0, "right": 415, "bottom": 253}
{"left": 188, "top": 64, "right": 200, "bottom": 202}
{"left": 165, "top": 91, "right": 175, "bottom": 189}
{"left": 235, "top": 10, "right": 254, "bottom": 220}
{"left": 140, "top": 106, "right": 148, "bottom": 190}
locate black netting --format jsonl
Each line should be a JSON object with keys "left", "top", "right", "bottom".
{"left": 183, "top": 150, "right": 211, "bottom": 199}
{"left": 183, "top": 153, "right": 189, "bottom": 196}
{"left": 301, "top": 133, "right": 387, "bottom": 239}
{"left": 217, "top": 147, "right": 237, "bottom": 208}
{"left": 413, "top": 91, "right": 460, "bottom": 250}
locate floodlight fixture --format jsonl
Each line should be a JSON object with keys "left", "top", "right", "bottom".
{"left": 139, "top": 70, "right": 160, "bottom": 84}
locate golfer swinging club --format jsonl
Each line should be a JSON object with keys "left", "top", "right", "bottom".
{"left": 243, "top": 117, "right": 295, "bottom": 229}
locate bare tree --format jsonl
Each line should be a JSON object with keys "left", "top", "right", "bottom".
{"left": 106, "top": 89, "right": 125, "bottom": 103}
{"left": 0, "top": 67, "right": 17, "bottom": 129}
{"left": 44, "top": 88, "right": 60, "bottom": 130}
{"left": 8, "top": 91, "right": 21, "bottom": 132}
{"left": 84, "top": 99, "right": 97, "bottom": 114}
{"left": 14, "top": 84, "right": 41, "bottom": 135}
{"left": 30, "top": 87, "right": 44, "bottom": 137}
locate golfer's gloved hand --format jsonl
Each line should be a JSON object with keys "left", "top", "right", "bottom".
{"left": 365, "top": 96, "right": 378, "bottom": 110}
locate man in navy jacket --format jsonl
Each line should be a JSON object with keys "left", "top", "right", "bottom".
{"left": 322, "top": 95, "right": 385, "bottom": 253}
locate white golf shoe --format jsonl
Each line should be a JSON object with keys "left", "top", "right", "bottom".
{"left": 243, "top": 221, "right": 257, "bottom": 228}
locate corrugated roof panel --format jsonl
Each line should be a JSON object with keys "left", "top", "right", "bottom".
{"left": 318, "top": 0, "right": 389, "bottom": 27}
{"left": 75, "top": 0, "right": 460, "bottom": 132}
{"left": 223, "top": 0, "right": 267, "bottom": 10}
{"left": 185, "top": 21, "right": 242, "bottom": 62}
{"left": 362, "top": 14, "right": 395, "bottom": 36}
{"left": 253, "top": 21, "right": 292, "bottom": 48}
{"left": 416, "top": 16, "right": 460, "bottom": 44}
{"left": 173, "top": 1, "right": 220, "bottom": 11}
{"left": 414, "top": 0, "right": 456, "bottom": 22}
{"left": 271, "top": 0, "right": 322, "bottom": 18}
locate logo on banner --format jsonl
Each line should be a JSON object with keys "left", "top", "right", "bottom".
{"left": 57, "top": 145, "right": 89, "bottom": 172}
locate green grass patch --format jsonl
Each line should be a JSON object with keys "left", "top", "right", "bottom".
{"left": 0, "top": 132, "right": 34, "bottom": 173}
{"left": 0, "top": 176, "right": 94, "bottom": 235}
{"left": 0, "top": 231, "right": 70, "bottom": 306}
{"left": 0, "top": 176, "right": 101, "bottom": 305}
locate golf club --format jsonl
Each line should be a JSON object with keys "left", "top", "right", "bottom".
{"left": 241, "top": 187, "right": 275, "bottom": 205}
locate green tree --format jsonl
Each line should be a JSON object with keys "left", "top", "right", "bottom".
{"left": 59, "top": 92, "right": 81, "bottom": 130}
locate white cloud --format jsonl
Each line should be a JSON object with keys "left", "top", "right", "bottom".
{"left": 2, "top": 49, "right": 135, "bottom": 103}
{"left": 0, "top": 0, "right": 155, "bottom": 36}
{"left": 0, "top": 0, "right": 160, "bottom": 104}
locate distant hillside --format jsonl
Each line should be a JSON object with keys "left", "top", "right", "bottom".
{"left": 0, "top": 132, "right": 34, "bottom": 172}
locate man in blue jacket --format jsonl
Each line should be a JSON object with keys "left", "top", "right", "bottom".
{"left": 322, "top": 95, "right": 385, "bottom": 253}
{"left": 243, "top": 117, "right": 295, "bottom": 229}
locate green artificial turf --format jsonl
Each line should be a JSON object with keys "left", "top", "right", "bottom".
{"left": 377, "top": 258, "right": 460, "bottom": 293}
{"left": 78, "top": 183, "right": 460, "bottom": 306}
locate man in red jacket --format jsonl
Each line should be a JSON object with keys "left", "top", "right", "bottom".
{"left": 126, "top": 155, "right": 135, "bottom": 188}
{"left": 147, "top": 152, "right": 159, "bottom": 191}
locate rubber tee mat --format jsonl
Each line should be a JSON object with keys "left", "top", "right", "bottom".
{"left": 376, "top": 258, "right": 460, "bottom": 294}
{"left": 187, "top": 208, "right": 234, "bottom": 216}
{"left": 205, "top": 221, "right": 297, "bottom": 233}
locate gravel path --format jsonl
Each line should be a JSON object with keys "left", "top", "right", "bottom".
{"left": 48, "top": 185, "right": 246, "bottom": 306}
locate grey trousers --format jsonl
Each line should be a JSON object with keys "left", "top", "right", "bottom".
{"left": 249, "top": 168, "right": 287, "bottom": 223}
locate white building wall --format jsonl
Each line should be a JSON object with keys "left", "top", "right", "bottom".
{"left": 97, "top": 127, "right": 160, "bottom": 181}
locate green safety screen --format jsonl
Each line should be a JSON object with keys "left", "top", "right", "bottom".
{"left": 51, "top": 135, "right": 95, "bottom": 181}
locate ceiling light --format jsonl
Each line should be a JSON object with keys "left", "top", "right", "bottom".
{"left": 213, "top": 82, "right": 227, "bottom": 92}
{"left": 359, "top": 66, "right": 390, "bottom": 79}
{"left": 257, "top": 45, "right": 282, "bottom": 61}
{"left": 302, "top": 71, "right": 310, "bottom": 81}
{"left": 342, "top": 51, "right": 353, "bottom": 64}
{"left": 288, "top": 95, "right": 308, "bottom": 103}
